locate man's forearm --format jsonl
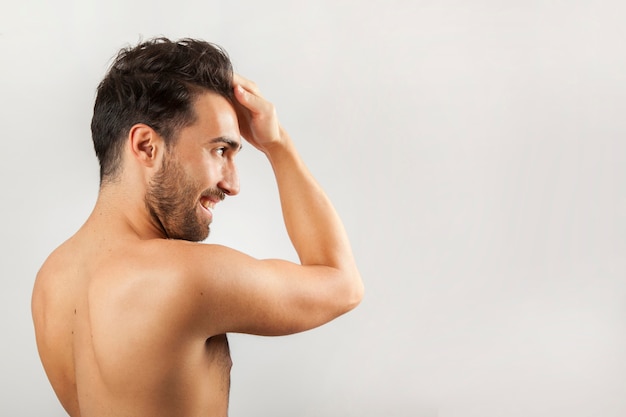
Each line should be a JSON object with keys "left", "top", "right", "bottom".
{"left": 266, "top": 129, "right": 357, "bottom": 272}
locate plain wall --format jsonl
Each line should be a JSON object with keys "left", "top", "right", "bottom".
{"left": 1, "top": 0, "right": 625, "bottom": 416}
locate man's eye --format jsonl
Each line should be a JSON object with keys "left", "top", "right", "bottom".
{"left": 216, "top": 148, "right": 225, "bottom": 156}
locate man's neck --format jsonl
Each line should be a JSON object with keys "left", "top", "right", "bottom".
{"left": 88, "top": 184, "right": 167, "bottom": 240}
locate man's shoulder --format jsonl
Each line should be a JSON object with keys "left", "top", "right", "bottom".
{"left": 130, "top": 239, "right": 239, "bottom": 270}
{"left": 89, "top": 239, "right": 252, "bottom": 339}
{"left": 93, "top": 239, "right": 242, "bottom": 298}
{"left": 86, "top": 240, "right": 226, "bottom": 331}
{"left": 137, "top": 239, "right": 253, "bottom": 272}
{"left": 33, "top": 236, "right": 213, "bottom": 299}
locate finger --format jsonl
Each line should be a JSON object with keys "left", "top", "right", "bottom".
{"left": 234, "top": 84, "right": 270, "bottom": 115}
{"left": 233, "top": 73, "right": 261, "bottom": 96}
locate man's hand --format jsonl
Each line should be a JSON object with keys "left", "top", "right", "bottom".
{"left": 232, "top": 73, "right": 285, "bottom": 154}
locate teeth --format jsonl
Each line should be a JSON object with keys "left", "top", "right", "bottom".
{"left": 200, "top": 199, "right": 215, "bottom": 211}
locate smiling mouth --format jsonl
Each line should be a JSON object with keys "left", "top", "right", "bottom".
{"left": 199, "top": 189, "right": 225, "bottom": 217}
{"left": 199, "top": 197, "right": 217, "bottom": 213}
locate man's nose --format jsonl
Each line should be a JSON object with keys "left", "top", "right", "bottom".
{"left": 218, "top": 164, "right": 240, "bottom": 196}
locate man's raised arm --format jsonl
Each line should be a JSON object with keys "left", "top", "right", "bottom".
{"left": 233, "top": 75, "right": 360, "bottom": 274}
{"left": 182, "top": 74, "right": 363, "bottom": 337}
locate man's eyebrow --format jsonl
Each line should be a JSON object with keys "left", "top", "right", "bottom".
{"left": 209, "top": 136, "right": 243, "bottom": 151}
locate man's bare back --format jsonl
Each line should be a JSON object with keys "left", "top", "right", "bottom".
{"left": 32, "top": 38, "right": 363, "bottom": 417}
{"left": 33, "top": 233, "right": 232, "bottom": 416}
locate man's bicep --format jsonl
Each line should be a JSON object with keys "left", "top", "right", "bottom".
{"left": 188, "top": 244, "right": 348, "bottom": 337}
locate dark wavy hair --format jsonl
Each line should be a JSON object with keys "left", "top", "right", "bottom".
{"left": 91, "top": 37, "right": 234, "bottom": 182}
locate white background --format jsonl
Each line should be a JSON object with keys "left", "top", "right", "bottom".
{"left": 1, "top": 1, "right": 625, "bottom": 416}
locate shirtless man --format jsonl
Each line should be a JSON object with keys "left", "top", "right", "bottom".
{"left": 32, "top": 38, "right": 363, "bottom": 417}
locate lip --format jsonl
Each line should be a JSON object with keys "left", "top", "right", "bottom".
{"left": 199, "top": 197, "right": 218, "bottom": 220}
{"left": 199, "top": 202, "right": 213, "bottom": 223}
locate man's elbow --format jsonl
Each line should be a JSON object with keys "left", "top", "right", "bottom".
{"left": 343, "top": 271, "right": 364, "bottom": 313}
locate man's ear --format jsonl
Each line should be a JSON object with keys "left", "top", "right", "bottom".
{"left": 128, "top": 124, "right": 163, "bottom": 169}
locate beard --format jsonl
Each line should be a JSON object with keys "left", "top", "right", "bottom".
{"left": 145, "top": 154, "right": 225, "bottom": 242}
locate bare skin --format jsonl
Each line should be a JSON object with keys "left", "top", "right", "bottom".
{"left": 32, "top": 75, "right": 363, "bottom": 417}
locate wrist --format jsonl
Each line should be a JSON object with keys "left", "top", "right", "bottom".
{"left": 263, "top": 128, "right": 295, "bottom": 159}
